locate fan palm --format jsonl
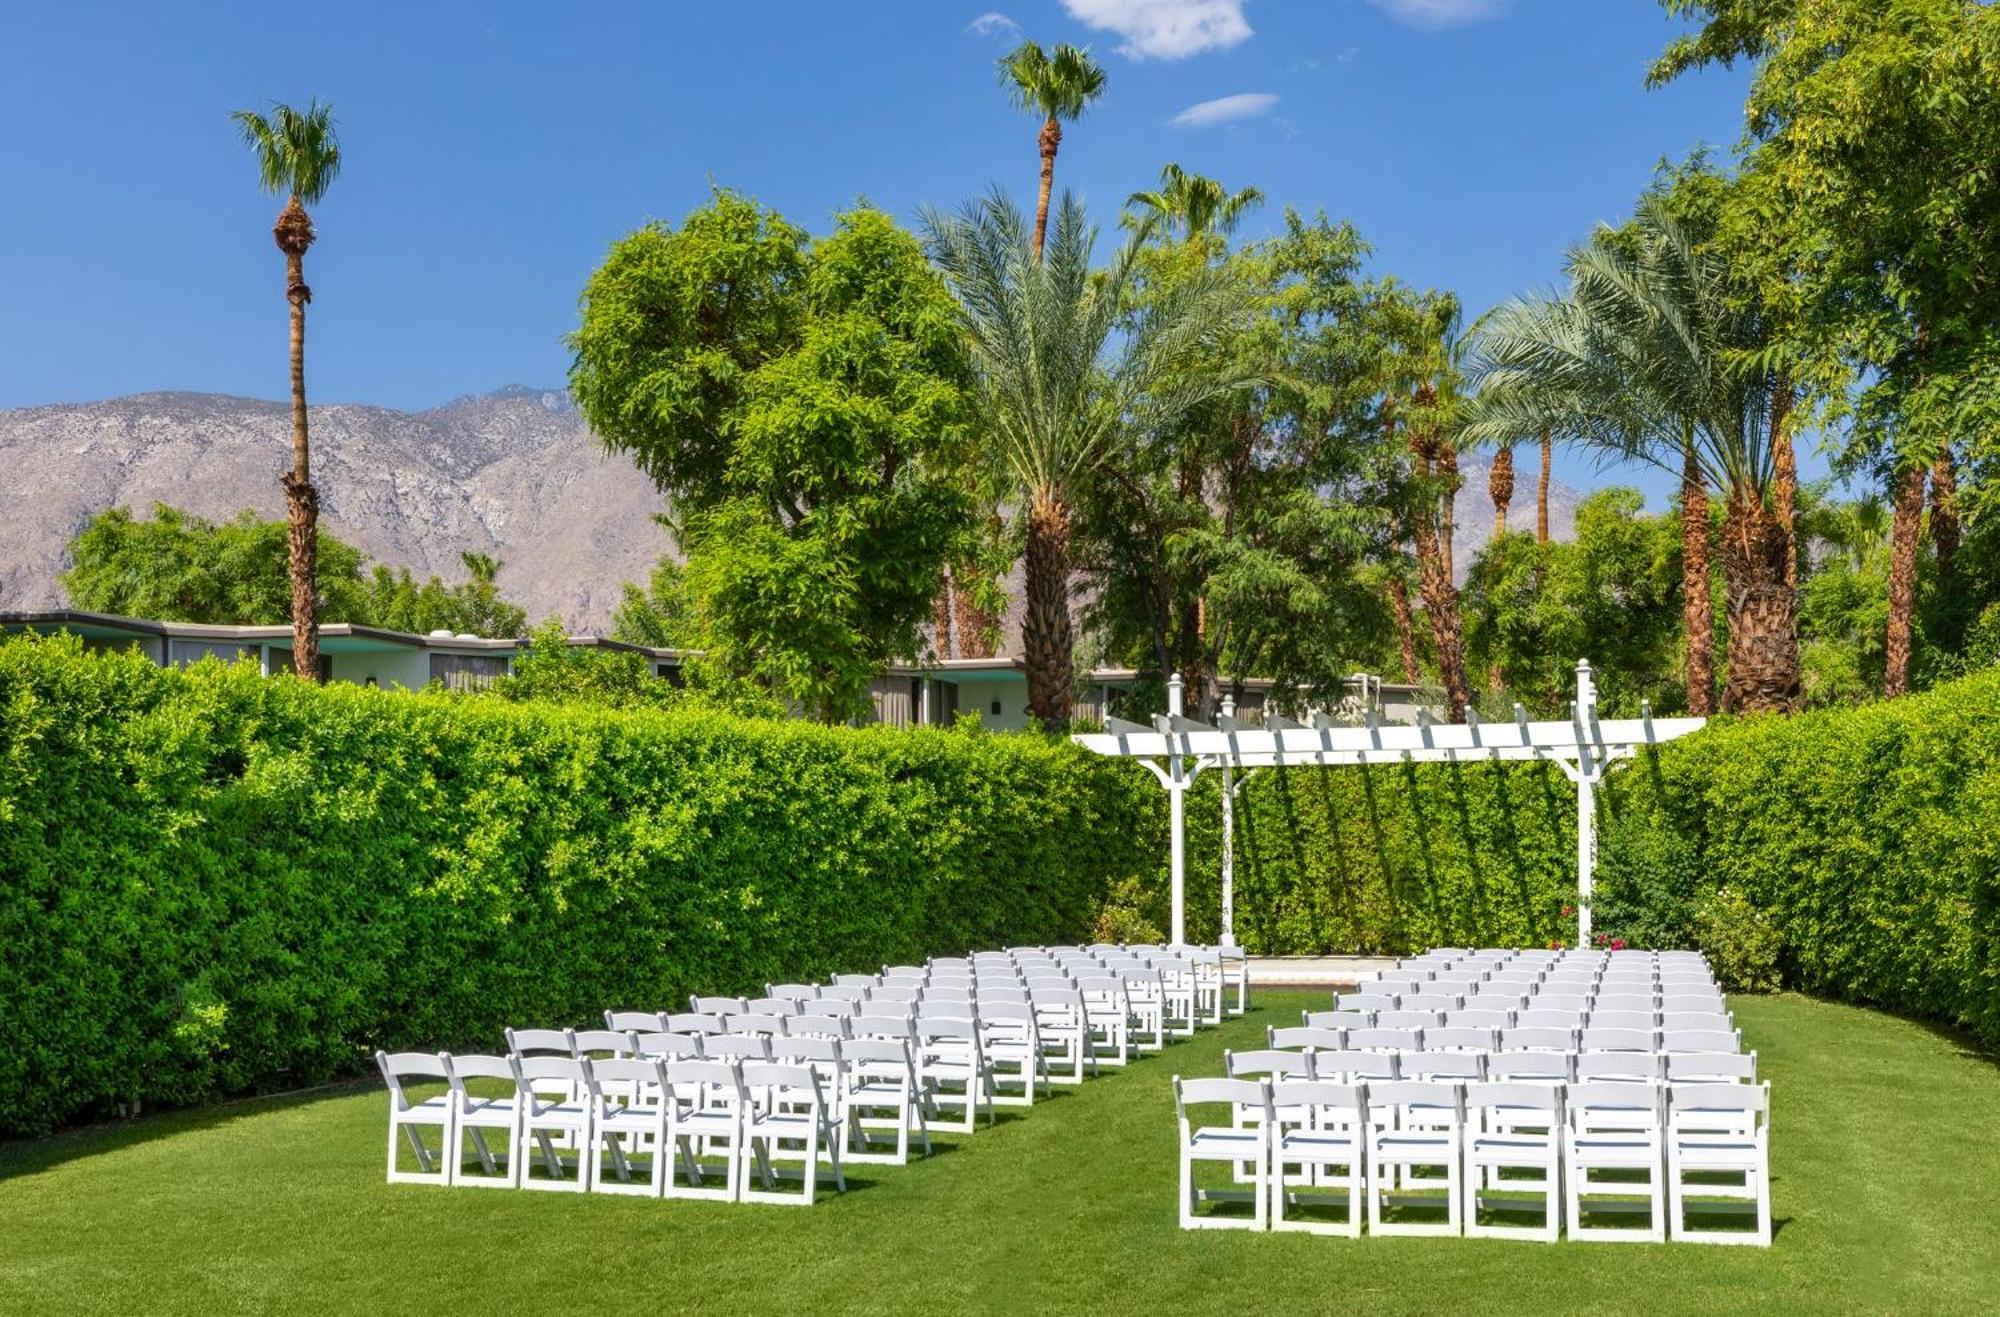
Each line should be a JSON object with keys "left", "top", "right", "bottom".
{"left": 925, "top": 191, "right": 1256, "bottom": 729}
{"left": 998, "top": 41, "right": 1106, "bottom": 260}
{"left": 1468, "top": 201, "right": 1797, "bottom": 712}
{"left": 230, "top": 99, "right": 341, "bottom": 681}
{"left": 1124, "top": 164, "right": 1264, "bottom": 242}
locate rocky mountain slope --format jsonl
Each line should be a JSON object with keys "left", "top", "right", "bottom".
{"left": 0, "top": 390, "right": 1583, "bottom": 632}
{"left": 0, "top": 388, "right": 671, "bottom": 629}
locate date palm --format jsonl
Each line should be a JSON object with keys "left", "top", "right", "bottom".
{"left": 1469, "top": 201, "right": 1796, "bottom": 712}
{"left": 999, "top": 41, "right": 1106, "bottom": 260}
{"left": 925, "top": 190, "right": 1255, "bottom": 729}
{"left": 231, "top": 100, "right": 340, "bottom": 681}
{"left": 1124, "top": 164, "right": 1264, "bottom": 242}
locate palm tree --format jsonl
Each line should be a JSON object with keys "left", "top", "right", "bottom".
{"left": 1468, "top": 202, "right": 1795, "bottom": 713}
{"left": 998, "top": 41, "right": 1107, "bottom": 260}
{"left": 1124, "top": 164, "right": 1264, "bottom": 242}
{"left": 925, "top": 191, "right": 1254, "bottom": 730}
{"left": 231, "top": 100, "right": 340, "bottom": 681}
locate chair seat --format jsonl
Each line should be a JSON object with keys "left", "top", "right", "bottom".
{"left": 673, "top": 1111, "right": 739, "bottom": 1137}
{"left": 845, "top": 1081, "right": 907, "bottom": 1100}
{"left": 1373, "top": 1134, "right": 1455, "bottom": 1158}
{"left": 1469, "top": 1135, "right": 1557, "bottom": 1158}
{"left": 599, "top": 1105, "right": 667, "bottom": 1130}
{"left": 1279, "top": 1131, "right": 1359, "bottom": 1157}
{"left": 458, "top": 1098, "right": 520, "bottom": 1125}
{"left": 748, "top": 1112, "right": 825, "bottom": 1137}
{"left": 1188, "top": 1128, "right": 1263, "bottom": 1156}
{"left": 1673, "top": 1138, "right": 1761, "bottom": 1170}
{"left": 398, "top": 1096, "right": 453, "bottom": 1118}
{"left": 1570, "top": 1135, "right": 1658, "bottom": 1166}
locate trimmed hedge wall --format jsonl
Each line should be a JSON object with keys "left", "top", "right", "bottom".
{"left": 1146, "top": 760, "right": 1579, "bottom": 954}
{"left": 1597, "top": 668, "right": 2000, "bottom": 1047}
{"left": 0, "top": 637, "right": 1155, "bottom": 1136}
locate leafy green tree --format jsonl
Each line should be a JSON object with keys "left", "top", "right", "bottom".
{"left": 62, "top": 504, "right": 526, "bottom": 636}
{"left": 489, "top": 621, "right": 779, "bottom": 717}
{"left": 1461, "top": 489, "right": 1686, "bottom": 714}
{"left": 611, "top": 543, "right": 698, "bottom": 649}
{"left": 230, "top": 99, "right": 341, "bottom": 679}
{"left": 570, "top": 192, "right": 976, "bottom": 720}
{"left": 925, "top": 191, "right": 1258, "bottom": 729}
{"left": 998, "top": 41, "right": 1107, "bottom": 259}
{"left": 1653, "top": 0, "right": 2000, "bottom": 694}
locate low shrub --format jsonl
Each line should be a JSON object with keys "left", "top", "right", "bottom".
{"left": 0, "top": 635, "right": 1156, "bottom": 1136}
{"left": 1690, "top": 885, "right": 1784, "bottom": 993}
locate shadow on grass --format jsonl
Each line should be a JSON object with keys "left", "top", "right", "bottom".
{"left": 0, "top": 1077, "right": 376, "bottom": 1181}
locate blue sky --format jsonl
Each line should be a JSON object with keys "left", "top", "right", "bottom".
{"left": 0, "top": 1, "right": 1772, "bottom": 500}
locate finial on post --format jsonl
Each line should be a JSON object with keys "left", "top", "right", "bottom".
{"left": 1167, "top": 672, "right": 1185, "bottom": 719}
{"left": 1575, "top": 658, "right": 1596, "bottom": 715}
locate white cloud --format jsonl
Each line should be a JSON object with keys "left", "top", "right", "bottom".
{"left": 1169, "top": 91, "right": 1278, "bottom": 128}
{"left": 1365, "top": 0, "right": 1508, "bottom": 31}
{"left": 1059, "top": 0, "right": 1253, "bottom": 60}
{"left": 966, "top": 11, "right": 1020, "bottom": 39}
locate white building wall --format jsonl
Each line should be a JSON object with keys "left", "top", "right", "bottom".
{"left": 328, "top": 649, "right": 433, "bottom": 690}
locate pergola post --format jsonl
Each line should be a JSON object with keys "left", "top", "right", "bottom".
{"left": 1574, "top": 659, "right": 1597, "bottom": 948}
{"left": 1167, "top": 674, "right": 1187, "bottom": 946}
{"left": 1219, "top": 693, "right": 1236, "bottom": 949}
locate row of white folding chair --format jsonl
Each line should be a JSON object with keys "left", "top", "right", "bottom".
{"left": 376, "top": 1050, "right": 846, "bottom": 1204}
{"left": 1241, "top": 1042, "right": 1757, "bottom": 1085}
{"left": 1373, "top": 978, "right": 1725, "bottom": 1004}
{"left": 1322, "top": 1004, "right": 1734, "bottom": 1033}
{"left": 1174, "top": 1075, "right": 1770, "bottom": 1243}
{"left": 1295, "top": 1018, "right": 1743, "bottom": 1056}
{"left": 756, "top": 973, "right": 1167, "bottom": 1059}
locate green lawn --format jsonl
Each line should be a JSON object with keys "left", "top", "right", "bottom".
{"left": 3, "top": 991, "right": 1996, "bottom": 1315}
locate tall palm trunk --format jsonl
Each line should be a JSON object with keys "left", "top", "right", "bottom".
{"left": 1680, "top": 444, "right": 1716, "bottom": 717}
{"left": 1771, "top": 380, "right": 1798, "bottom": 593}
{"left": 1023, "top": 484, "right": 1076, "bottom": 730}
{"left": 1031, "top": 117, "right": 1060, "bottom": 260}
{"left": 275, "top": 196, "right": 319, "bottom": 680}
{"left": 1932, "top": 446, "right": 1959, "bottom": 582}
{"left": 1718, "top": 488, "right": 1800, "bottom": 713}
{"left": 1535, "top": 430, "right": 1552, "bottom": 544}
{"left": 1387, "top": 573, "right": 1421, "bottom": 686}
{"left": 1489, "top": 445, "right": 1514, "bottom": 539}
{"left": 1883, "top": 461, "right": 1926, "bottom": 697}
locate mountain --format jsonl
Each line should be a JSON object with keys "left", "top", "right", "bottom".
{"left": 0, "top": 389, "right": 1586, "bottom": 634}
{"left": 0, "top": 388, "right": 671, "bottom": 629}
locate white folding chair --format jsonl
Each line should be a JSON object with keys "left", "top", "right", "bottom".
{"left": 1462, "top": 1082, "right": 1562, "bottom": 1241}
{"left": 376, "top": 1051, "right": 453, "bottom": 1185}
{"left": 977, "top": 1002, "right": 1049, "bottom": 1106}
{"left": 1075, "top": 975, "right": 1132, "bottom": 1067}
{"left": 582, "top": 1056, "right": 671, "bottom": 1196}
{"left": 659, "top": 1058, "right": 748, "bottom": 1201}
{"left": 841, "top": 1037, "right": 931, "bottom": 1164}
{"left": 441, "top": 1053, "right": 521, "bottom": 1188}
{"left": 1173, "top": 1076, "right": 1271, "bottom": 1231}
{"left": 1270, "top": 1080, "right": 1366, "bottom": 1236}
{"left": 511, "top": 1055, "right": 591, "bottom": 1192}
{"left": 1563, "top": 1081, "right": 1666, "bottom": 1241}
{"left": 1030, "top": 986, "right": 1095, "bottom": 1085}
{"left": 740, "top": 1061, "right": 846, "bottom": 1205}
{"left": 915, "top": 1015, "right": 994, "bottom": 1132}
{"left": 1118, "top": 968, "right": 1169, "bottom": 1052}
{"left": 1666, "top": 1081, "right": 1772, "bottom": 1245}
{"left": 1364, "top": 1080, "right": 1464, "bottom": 1237}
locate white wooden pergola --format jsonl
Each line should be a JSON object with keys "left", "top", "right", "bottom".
{"left": 1071, "top": 660, "right": 1705, "bottom": 949}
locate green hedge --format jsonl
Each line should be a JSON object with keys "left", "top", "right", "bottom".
{"left": 0, "top": 637, "right": 1156, "bottom": 1136}
{"left": 1118, "top": 760, "right": 1579, "bottom": 954}
{"left": 1597, "top": 667, "right": 2000, "bottom": 1046}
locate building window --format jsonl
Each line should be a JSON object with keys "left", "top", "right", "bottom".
{"left": 167, "top": 640, "right": 258, "bottom": 669}
{"left": 429, "top": 652, "right": 509, "bottom": 690}
{"left": 990, "top": 700, "right": 1002, "bottom": 717}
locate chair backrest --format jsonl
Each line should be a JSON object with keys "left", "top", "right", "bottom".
{"left": 1662, "top": 1028, "right": 1740, "bottom": 1055}
{"left": 856, "top": 1000, "right": 915, "bottom": 1021}
{"left": 1269, "top": 1079, "right": 1365, "bottom": 1120}
{"left": 916, "top": 1015, "right": 976, "bottom": 1042}
{"left": 503, "top": 1028, "right": 572, "bottom": 1056}
{"left": 977, "top": 987, "right": 1030, "bottom": 1007}
{"left": 1346, "top": 1027, "right": 1423, "bottom": 1054}
{"left": 1423, "top": 1026, "right": 1497, "bottom": 1054}
{"left": 629, "top": 1031, "right": 706, "bottom": 1059}
{"left": 377, "top": 1050, "right": 449, "bottom": 1109}
{"left": 1172, "top": 1076, "right": 1271, "bottom": 1127}
{"left": 770, "top": 1035, "right": 843, "bottom": 1066}
{"left": 568, "top": 1028, "right": 632, "bottom": 1057}
{"left": 1302, "top": 1010, "right": 1372, "bottom": 1030}
{"left": 665, "top": 1058, "right": 747, "bottom": 1105}
{"left": 582, "top": 1056, "right": 668, "bottom": 1105}
{"left": 871, "top": 984, "right": 922, "bottom": 1004}
{"left": 1268, "top": 1026, "right": 1345, "bottom": 1052}
{"left": 819, "top": 984, "right": 870, "bottom": 1003}
{"left": 1667, "top": 1080, "right": 1768, "bottom": 1133}
{"left": 1587, "top": 1009, "right": 1658, "bottom": 1031}
{"left": 1580, "top": 1026, "right": 1658, "bottom": 1053}
{"left": 1364, "top": 1079, "right": 1463, "bottom": 1123}
{"left": 1464, "top": 1080, "right": 1560, "bottom": 1116}
{"left": 1400, "top": 994, "right": 1464, "bottom": 1015}
{"left": 690, "top": 995, "right": 748, "bottom": 1015}
{"left": 1666, "top": 1050, "right": 1757, "bottom": 1083}
{"left": 1514, "top": 1009, "right": 1584, "bottom": 1032}
{"left": 1660, "top": 993, "right": 1726, "bottom": 1014}
{"left": 979, "top": 1000, "right": 1037, "bottom": 1030}
{"left": 1223, "top": 1048, "right": 1315, "bottom": 1080}
{"left": 1375, "top": 1009, "right": 1443, "bottom": 1031}
{"left": 510, "top": 1054, "right": 586, "bottom": 1106}
{"left": 831, "top": 974, "right": 879, "bottom": 989}
{"left": 800, "top": 998, "right": 857, "bottom": 1018}
{"left": 923, "top": 985, "right": 975, "bottom": 1003}
{"left": 1500, "top": 1026, "right": 1575, "bottom": 1053}
{"left": 1661, "top": 1012, "right": 1734, "bottom": 1035}
{"left": 1337, "top": 992, "right": 1398, "bottom": 1014}
{"left": 883, "top": 965, "right": 928, "bottom": 980}
{"left": 1566, "top": 1081, "right": 1663, "bottom": 1131}
{"left": 765, "top": 983, "right": 820, "bottom": 1002}
{"left": 1486, "top": 1051, "right": 1570, "bottom": 1084}
{"left": 723, "top": 1013, "right": 791, "bottom": 1036}
{"left": 1573, "top": 1051, "right": 1663, "bottom": 1084}
{"left": 744, "top": 997, "right": 802, "bottom": 1016}
{"left": 1446, "top": 1009, "right": 1514, "bottom": 1030}
{"left": 1532, "top": 993, "right": 1590, "bottom": 1013}
{"left": 704, "top": 1034, "right": 772, "bottom": 1061}
{"left": 1401, "top": 1052, "right": 1484, "bottom": 1081}
{"left": 442, "top": 1051, "right": 513, "bottom": 1086}
{"left": 740, "top": 1061, "right": 828, "bottom": 1111}
{"left": 604, "top": 1010, "right": 666, "bottom": 1033}
{"left": 785, "top": 1014, "right": 852, "bottom": 1040}
{"left": 1309, "top": 1049, "right": 1397, "bottom": 1081}
{"left": 662, "top": 1013, "right": 726, "bottom": 1035}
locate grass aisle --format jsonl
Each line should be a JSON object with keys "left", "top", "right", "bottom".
{"left": 3, "top": 991, "right": 1996, "bottom": 1314}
